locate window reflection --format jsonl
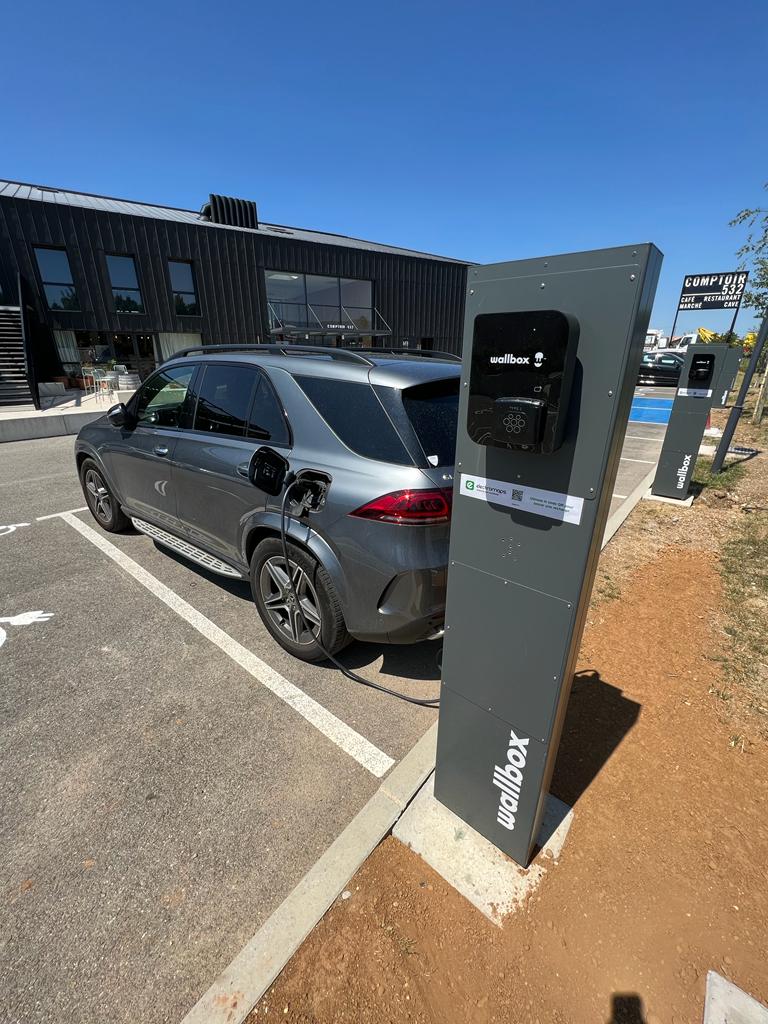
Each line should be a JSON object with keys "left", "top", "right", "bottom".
{"left": 266, "top": 271, "right": 374, "bottom": 333}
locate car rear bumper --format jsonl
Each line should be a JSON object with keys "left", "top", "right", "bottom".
{"left": 347, "top": 566, "right": 447, "bottom": 644}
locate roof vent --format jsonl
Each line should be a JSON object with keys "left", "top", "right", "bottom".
{"left": 201, "top": 193, "right": 258, "bottom": 229}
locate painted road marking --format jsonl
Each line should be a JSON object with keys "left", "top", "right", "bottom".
{"left": 36, "top": 506, "right": 88, "bottom": 521}
{"left": 612, "top": 494, "right": 628, "bottom": 500}
{"left": 0, "top": 523, "right": 30, "bottom": 537}
{"left": 626, "top": 434, "right": 665, "bottom": 442}
{"left": 620, "top": 457, "right": 657, "bottom": 465}
{"left": 0, "top": 610, "right": 54, "bottom": 650}
{"left": 57, "top": 512, "right": 395, "bottom": 778}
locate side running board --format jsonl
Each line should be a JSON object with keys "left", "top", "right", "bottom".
{"left": 131, "top": 517, "right": 244, "bottom": 579}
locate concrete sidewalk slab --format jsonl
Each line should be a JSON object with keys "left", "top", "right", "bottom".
{"left": 393, "top": 774, "right": 572, "bottom": 925}
{"left": 704, "top": 971, "right": 768, "bottom": 1023}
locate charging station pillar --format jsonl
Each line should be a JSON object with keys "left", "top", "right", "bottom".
{"left": 434, "top": 244, "right": 662, "bottom": 868}
{"left": 714, "top": 346, "right": 742, "bottom": 409}
{"left": 651, "top": 343, "right": 728, "bottom": 500}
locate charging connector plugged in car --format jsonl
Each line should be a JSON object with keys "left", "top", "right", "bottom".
{"left": 248, "top": 447, "right": 441, "bottom": 709}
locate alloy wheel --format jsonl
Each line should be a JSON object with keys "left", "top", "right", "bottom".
{"left": 259, "top": 555, "right": 322, "bottom": 646}
{"left": 84, "top": 469, "right": 112, "bottom": 523}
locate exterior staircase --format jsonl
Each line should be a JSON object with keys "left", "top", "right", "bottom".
{"left": 0, "top": 307, "right": 34, "bottom": 407}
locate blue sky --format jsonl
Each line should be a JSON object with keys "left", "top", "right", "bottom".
{"left": 3, "top": 0, "right": 766, "bottom": 336}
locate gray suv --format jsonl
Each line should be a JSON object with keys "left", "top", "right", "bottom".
{"left": 75, "top": 346, "right": 460, "bottom": 661}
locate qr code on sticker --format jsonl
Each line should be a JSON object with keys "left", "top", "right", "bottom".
{"left": 510, "top": 488, "right": 524, "bottom": 502}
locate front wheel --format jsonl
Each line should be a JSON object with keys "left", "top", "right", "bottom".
{"left": 250, "top": 537, "right": 349, "bottom": 662}
{"left": 79, "top": 458, "right": 130, "bottom": 533}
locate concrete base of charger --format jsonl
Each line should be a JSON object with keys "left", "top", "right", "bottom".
{"left": 393, "top": 773, "right": 573, "bottom": 925}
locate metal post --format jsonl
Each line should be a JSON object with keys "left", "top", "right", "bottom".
{"left": 753, "top": 362, "right": 768, "bottom": 425}
{"left": 668, "top": 309, "right": 680, "bottom": 348}
{"left": 712, "top": 314, "right": 768, "bottom": 473}
{"left": 725, "top": 302, "right": 740, "bottom": 347}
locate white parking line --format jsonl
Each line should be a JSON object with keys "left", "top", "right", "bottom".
{"left": 57, "top": 511, "right": 395, "bottom": 778}
{"left": 36, "top": 506, "right": 88, "bottom": 521}
{"left": 620, "top": 457, "right": 657, "bottom": 464}
{"left": 625, "top": 435, "right": 665, "bottom": 443}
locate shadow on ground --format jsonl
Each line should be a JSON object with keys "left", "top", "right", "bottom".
{"left": 608, "top": 993, "right": 647, "bottom": 1023}
{"left": 551, "top": 669, "right": 641, "bottom": 807}
{"left": 151, "top": 540, "right": 443, "bottom": 681}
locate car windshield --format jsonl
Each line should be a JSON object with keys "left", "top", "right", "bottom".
{"left": 401, "top": 378, "right": 459, "bottom": 467}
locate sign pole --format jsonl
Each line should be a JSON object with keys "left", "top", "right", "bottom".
{"left": 712, "top": 314, "right": 768, "bottom": 474}
{"left": 725, "top": 294, "right": 742, "bottom": 346}
{"left": 668, "top": 284, "right": 684, "bottom": 347}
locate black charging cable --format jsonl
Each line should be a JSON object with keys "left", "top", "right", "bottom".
{"left": 278, "top": 481, "right": 441, "bottom": 708}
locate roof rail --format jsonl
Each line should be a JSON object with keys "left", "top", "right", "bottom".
{"left": 343, "top": 346, "right": 462, "bottom": 363}
{"left": 163, "top": 343, "right": 375, "bottom": 366}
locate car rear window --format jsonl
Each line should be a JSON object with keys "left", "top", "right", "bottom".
{"left": 401, "top": 378, "right": 459, "bottom": 467}
{"left": 295, "top": 376, "right": 413, "bottom": 466}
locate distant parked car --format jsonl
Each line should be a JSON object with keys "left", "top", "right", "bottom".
{"left": 637, "top": 352, "right": 684, "bottom": 387}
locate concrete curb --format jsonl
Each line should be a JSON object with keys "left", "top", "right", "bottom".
{"left": 602, "top": 465, "right": 657, "bottom": 546}
{"left": 0, "top": 410, "right": 102, "bottom": 443}
{"left": 180, "top": 723, "right": 437, "bottom": 1024}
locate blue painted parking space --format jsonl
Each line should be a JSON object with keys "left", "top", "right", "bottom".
{"left": 630, "top": 396, "right": 673, "bottom": 424}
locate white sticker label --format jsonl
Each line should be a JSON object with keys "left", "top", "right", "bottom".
{"left": 460, "top": 473, "right": 584, "bottom": 525}
{"left": 677, "top": 387, "right": 712, "bottom": 398}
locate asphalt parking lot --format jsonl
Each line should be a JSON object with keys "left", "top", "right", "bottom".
{"left": 1, "top": 435, "right": 441, "bottom": 1024}
{"left": 1, "top": 396, "right": 669, "bottom": 1023}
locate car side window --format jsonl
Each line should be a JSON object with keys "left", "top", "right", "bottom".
{"left": 294, "top": 375, "right": 413, "bottom": 465}
{"left": 194, "top": 364, "right": 259, "bottom": 437}
{"left": 135, "top": 366, "right": 196, "bottom": 429}
{"left": 247, "top": 375, "right": 291, "bottom": 445}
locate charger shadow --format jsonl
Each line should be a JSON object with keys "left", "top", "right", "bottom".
{"left": 608, "top": 993, "right": 647, "bottom": 1024}
{"left": 550, "top": 669, "right": 641, "bottom": 807}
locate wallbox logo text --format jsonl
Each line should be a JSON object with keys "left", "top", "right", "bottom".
{"left": 490, "top": 353, "right": 530, "bottom": 365}
{"left": 493, "top": 728, "right": 529, "bottom": 830}
{"left": 676, "top": 454, "right": 692, "bottom": 490}
{"left": 465, "top": 480, "right": 475, "bottom": 491}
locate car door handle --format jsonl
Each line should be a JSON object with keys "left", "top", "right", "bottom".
{"left": 236, "top": 462, "right": 251, "bottom": 478}
{"left": 154, "top": 445, "right": 169, "bottom": 457}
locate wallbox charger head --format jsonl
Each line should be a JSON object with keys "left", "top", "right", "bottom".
{"left": 688, "top": 352, "right": 715, "bottom": 385}
{"left": 466, "top": 310, "right": 579, "bottom": 453}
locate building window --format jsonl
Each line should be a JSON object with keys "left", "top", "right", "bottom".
{"left": 265, "top": 271, "right": 374, "bottom": 334}
{"left": 106, "top": 254, "right": 144, "bottom": 313}
{"left": 341, "top": 278, "right": 373, "bottom": 331}
{"left": 33, "top": 246, "right": 79, "bottom": 311}
{"left": 168, "top": 260, "right": 200, "bottom": 315}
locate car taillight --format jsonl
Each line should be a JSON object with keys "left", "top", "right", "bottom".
{"left": 350, "top": 488, "right": 452, "bottom": 525}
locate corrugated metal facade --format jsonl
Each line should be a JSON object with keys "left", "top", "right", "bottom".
{"left": 0, "top": 191, "right": 469, "bottom": 354}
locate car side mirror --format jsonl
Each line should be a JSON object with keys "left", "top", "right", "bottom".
{"left": 107, "top": 402, "right": 130, "bottom": 428}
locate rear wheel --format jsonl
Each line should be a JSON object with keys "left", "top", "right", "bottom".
{"left": 79, "top": 458, "right": 130, "bottom": 533}
{"left": 250, "top": 537, "right": 349, "bottom": 662}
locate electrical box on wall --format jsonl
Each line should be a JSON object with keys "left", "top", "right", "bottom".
{"left": 467, "top": 310, "right": 579, "bottom": 454}
{"left": 434, "top": 244, "right": 662, "bottom": 868}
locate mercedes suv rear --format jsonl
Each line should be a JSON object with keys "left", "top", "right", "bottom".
{"left": 75, "top": 346, "right": 460, "bottom": 661}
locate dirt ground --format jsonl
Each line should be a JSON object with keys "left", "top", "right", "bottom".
{"left": 248, "top": 403, "right": 768, "bottom": 1024}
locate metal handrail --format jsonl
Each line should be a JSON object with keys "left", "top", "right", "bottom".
{"left": 17, "top": 273, "right": 41, "bottom": 409}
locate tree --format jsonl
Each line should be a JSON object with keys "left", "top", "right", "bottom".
{"left": 731, "top": 182, "right": 768, "bottom": 319}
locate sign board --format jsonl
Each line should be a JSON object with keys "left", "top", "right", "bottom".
{"left": 677, "top": 271, "right": 748, "bottom": 311}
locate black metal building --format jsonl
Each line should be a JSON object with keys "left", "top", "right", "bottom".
{"left": 0, "top": 180, "right": 469, "bottom": 406}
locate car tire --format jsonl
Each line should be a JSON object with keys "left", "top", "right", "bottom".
{"left": 250, "top": 537, "right": 350, "bottom": 662}
{"left": 79, "top": 458, "right": 130, "bottom": 533}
